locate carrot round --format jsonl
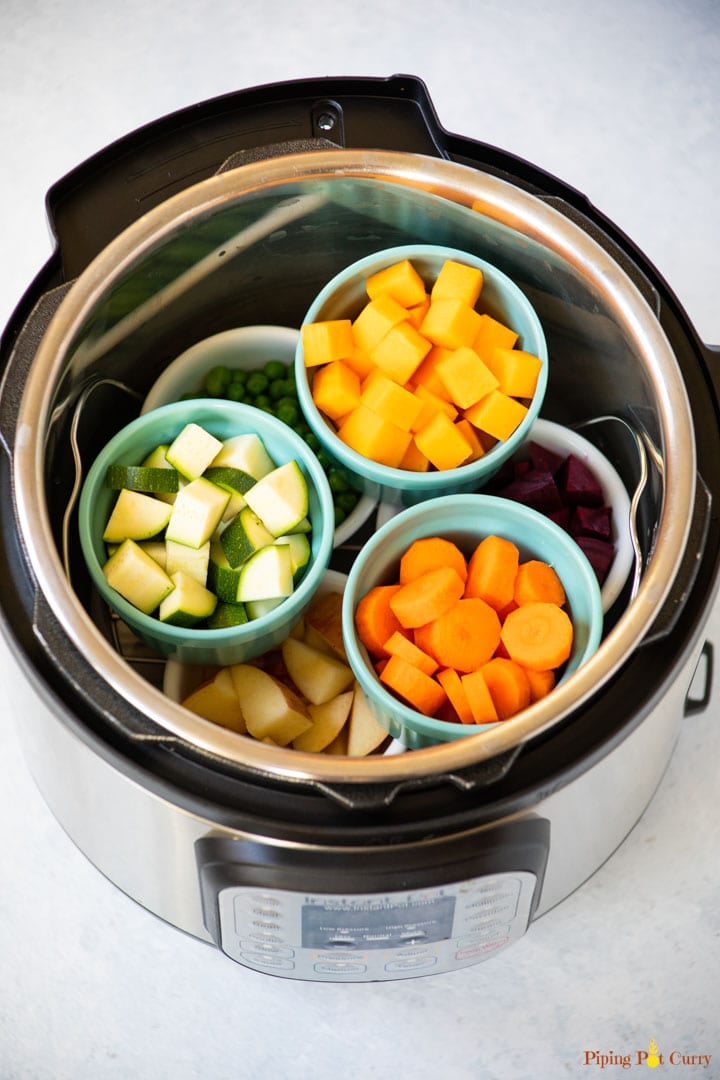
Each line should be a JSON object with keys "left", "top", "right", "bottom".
{"left": 500, "top": 601, "right": 573, "bottom": 671}
{"left": 380, "top": 654, "right": 447, "bottom": 716}
{"left": 436, "top": 667, "right": 475, "bottom": 724}
{"left": 464, "top": 534, "right": 519, "bottom": 612}
{"left": 389, "top": 565, "right": 465, "bottom": 629}
{"left": 355, "top": 584, "right": 405, "bottom": 658}
{"left": 480, "top": 657, "right": 532, "bottom": 720}
{"left": 460, "top": 669, "right": 500, "bottom": 725}
{"left": 399, "top": 536, "right": 468, "bottom": 585}
{"left": 417, "top": 596, "right": 501, "bottom": 673}
{"left": 526, "top": 667, "right": 556, "bottom": 702}
{"left": 513, "top": 560, "right": 566, "bottom": 607}
{"left": 383, "top": 630, "right": 438, "bottom": 677}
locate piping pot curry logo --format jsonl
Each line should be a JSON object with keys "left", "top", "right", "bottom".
{"left": 581, "top": 1039, "right": 713, "bottom": 1070}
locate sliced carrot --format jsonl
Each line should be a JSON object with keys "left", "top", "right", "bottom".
{"left": 355, "top": 584, "right": 406, "bottom": 659}
{"left": 526, "top": 668, "right": 556, "bottom": 702}
{"left": 389, "top": 566, "right": 465, "bottom": 629}
{"left": 480, "top": 657, "right": 532, "bottom": 720}
{"left": 399, "top": 536, "right": 468, "bottom": 585}
{"left": 500, "top": 601, "right": 573, "bottom": 671}
{"left": 513, "top": 560, "right": 566, "bottom": 607}
{"left": 380, "top": 655, "right": 447, "bottom": 716}
{"left": 383, "top": 630, "right": 439, "bottom": 677}
{"left": 436, "top": 667, "right": 475, "bottom": 724}
{"left": 461, "top": 669, "right": 500, "bottom": 725}
{"left": 464, "top": 534, "right": 520, "bottom": 612}
{"left": 418, "top": 596, "right": 501, "bottom": 673}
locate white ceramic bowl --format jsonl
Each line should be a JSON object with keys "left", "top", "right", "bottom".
{"left": 377, "top": 418, "right": 634, "bottom": 614}
{"left": 142, "top": 325, "right": 377, "bottom": 547}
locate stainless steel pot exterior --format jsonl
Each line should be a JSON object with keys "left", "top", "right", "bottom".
{"left": 12, "top": 149, "right": 697, "bottom": 784}
{"left": 10, "top": 600, "right": 703, "bottom": 941}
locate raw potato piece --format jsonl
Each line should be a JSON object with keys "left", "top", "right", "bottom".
{"left": 346, "top": 682, "right": 390, "bottom": 757}
{"left": 182, "top": 668, "right": 246, "bottom": 733}
{"left": 280, "top": 637, "right": 355, "bottom": 705}
{"left": 292, "top": 691, "right": 354, "bottom": 753}
{"left": 302, "top": 592, "right": 347, "bottom": 659}
{"left": 229, "top": 664, "right": 312, "bottom": 746}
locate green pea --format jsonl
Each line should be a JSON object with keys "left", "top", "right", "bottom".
{"left": 304, "top": 431, "right": 320, "bottom": 451}
{"left": 254, "top": 394, "right": 272, "bottom": 410}
{"left": 327, "top": 468, "right": 350, "bottom": 494}
{"left": 276, "top": 401, "right": 299, "bottom": 426}
{"left": 246, "top": 371, "right": 269, "bottom": 396}
{"left": 317, "top": 450, "right": 333, "bottom": 471}
{"left": 227, "top": 382, "right": 246, "bottom": 402}
{"left": 204, "top": 365, "right": 232, "bottom": 397}
{"left": 338, "top": 491, "right": 359, "bottom": 512}
{"left": 333, "top": 505, "right": 347, "bottom": 527}
{"left": 268, "top": 378, "right": 288, "bottom": 401}
{"left": 263, "top": 359, "right": 288, "bottom": 380}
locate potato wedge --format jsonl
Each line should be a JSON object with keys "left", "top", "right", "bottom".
{"left": 182, "top": 668, "right": 246, "bottom": 733}
{"left": 281, "top": 637, "right": 355, "bottom": 705}
{"left": 302, "top": 591, "right": 346, "bottom": 659}
{"left": 292, "top": 690, "right": 354, "bottom": 753}
{"left": 229, "top": 663, "right": 311, "bottom": 745}
{"left": 346, "top": 681, "right": 390, "bottom": 757}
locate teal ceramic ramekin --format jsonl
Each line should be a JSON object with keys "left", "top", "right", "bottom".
{"left": 295, "top": 244, "right": 548, "bottom": 507}
{"left": 79, "top": 399, "right": 334, "bottom": 666}
{"left": 341, "top": 494, "right": 603, "bottom": 749}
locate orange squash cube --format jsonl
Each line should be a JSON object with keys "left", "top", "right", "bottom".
{"left": 454, "top": 418, "right": 486, "bottom": 462}
{"left": 405, "top": 295, "right": 431, "bottom": 330}
{"left": 420, "top": 298, "right": 482, "bottom": 350}
{"left": 343, "top": 348, "right": 375, "bottom": 379}
{"left": 472, "top": 313, "right": 519, "bottom": 362}
{"left": 337, "top": 404, "right": 412, "bottom": 468}
{"left": 411, "top": 385, "right": 458, "bottom": 431}
{"left": 369, "top": 320, "right": 432, "bottom": 384}
{"left": 464, "top": 390, "right": 529, "bottom": 442}
{"left": 311, "top": 360, "right": 361, "bottom": 421}
{"left": 366, "top": 259, "right": 428, "bottom": 308}
{"left": 410, "top": 345, "right": 455, "bottom": 400}
{"left": 435, "top": 346, "right": 500, "bottom": 409}
{"left": 352, "top": 294, "right": 408, "bottom": 354}
{"left": 360, "top": 373, "right": 424, "bottom": 432}
{"left": 398, "top": 439, "right": 430, "bottom": 472}
{"left": 485, "top": 348, "right": 543, "bottom": 399}
{"left": 431, "top": 259, "right": 484, "bottom": 307}
{"left": 414, "top": 411, "right": 473, "bottom": 471}
{"left": 301, "top": 319, "right": 354, "bottom": 367}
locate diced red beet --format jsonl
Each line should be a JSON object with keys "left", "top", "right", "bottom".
{"left": 570, "top": 504, "right": 613, "bottom": 541}
{"left": 556, "top": 453, "right": 604, "bottom": 507}
{"left": 513, "top": 458, "right": 532, "bottom": 478}
{"left": 547, "top": 505, "right": 572, "bottom": 533}
{"left": 494, "top": 470, "right": 563, "bottom": 513}
{"left": 529, "top": 441, "right": 566, "bottom": 476}
{"left": 575, "top": 536, "right": 615, "bottom": 585}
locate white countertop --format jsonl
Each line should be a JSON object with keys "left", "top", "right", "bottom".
{"left": 1, "top": 2, "right": 719, "bottom": 1077}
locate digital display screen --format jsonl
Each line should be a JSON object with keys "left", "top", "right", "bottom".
{"left": 301, "top": 895, "right": 456, "bottom": 950}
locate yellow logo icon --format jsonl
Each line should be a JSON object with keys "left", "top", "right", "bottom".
{"left": 646, "top": 1039, "right": 661, "bottom": 1068}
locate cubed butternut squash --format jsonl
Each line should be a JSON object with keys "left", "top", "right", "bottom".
{"left": 405, "top": 295, "right": 431, "bottom": 330}
{"left": 414, "top": 411, "right": 473, "bottom": 471}
{"left": 410, "top": 345, "right": 455, "bottom": 400}
{"left": 472, "top": 313, "right": 519, "bottom": 361}
{"left": 301, "top": 319, "right": 355, "bottom": 367}
{"left": 369, "top": 320, "right": 432, "bottom": 384}
{"left": 365, "top": 259, "right": 428, "bottom": 308}
{"left": 464, "top": 390, "right": 529, "bottom": 442}
{"left": 431, "top": 258, "right": 484, "bottom": 307}
{"left": 360, "top": 373, "right": 424, "bottom": 432}
{"left": 352, "top": 294, "right": 409, "bottom": 353}
{"left": 435, "top": 346, "right": 499, "bottom": 409}
{"left": 411, "top": 384, "right": 459, "bottom": 431}
{"left": 454, "top": 418, "right": 486, "bottom": 462}
{"left": 312, "top": 360, "right": 361, "bottom": 421}
{"left": 485, "top": 347, "right": 542, "bottom": 399}
{"left": 420, "top": 297, "right": 482, "bottom": 350}
{"left": 337, "top": 404, "right": 412, "bottom": 468}
{"left": 397, "top": 439, "right": 431, "bottom": 472}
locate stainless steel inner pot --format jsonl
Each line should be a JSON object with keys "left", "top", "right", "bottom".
{"left": 12, "top": 149, "right": 697, "bottom": 785}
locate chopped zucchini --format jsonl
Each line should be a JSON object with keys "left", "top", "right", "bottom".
{"left": 220, "top": 506, "right": 274, "bottom": 569}
{"left": 102, "top": 489, "right": 172, "bottom": 543}
{"left": 158, "top": 570, "right": 217, "bottom": 627}
{"left": 166, "top": 423, "right": 223, "bottom": 480}
{"left": 274, "top": 532, "right": 311, "bottom": 575}
{"left": 209, "top": 433, "right": 275, "bottom": 479}
{"left": 165, "top": 539, "right": 211, "bottom": 585}
{"left": 106, "top": 464, "right": 180, "bottom": 494}
{"left": 165, "top": 478, "right": 230, "bottom": 549}
{"left": 243, "top": 460, "right": 309, "bottom": 537}
{"left": 102, "top": 538, "right": 175, "bottom": 614}
{"left": 236, "top": 543, "right": 294, "bottom": 603}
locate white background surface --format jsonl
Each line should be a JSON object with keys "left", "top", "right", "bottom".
{"left": 1, "top": 2, "right": 719, "bottom": 1077}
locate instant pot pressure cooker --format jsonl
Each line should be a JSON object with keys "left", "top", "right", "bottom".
{"left": 1, "top": 75, "right": 718, "bottom": 981}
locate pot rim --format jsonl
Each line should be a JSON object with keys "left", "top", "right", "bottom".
{"left": 12, "top": 148, "right": 696, "bottom": 785}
